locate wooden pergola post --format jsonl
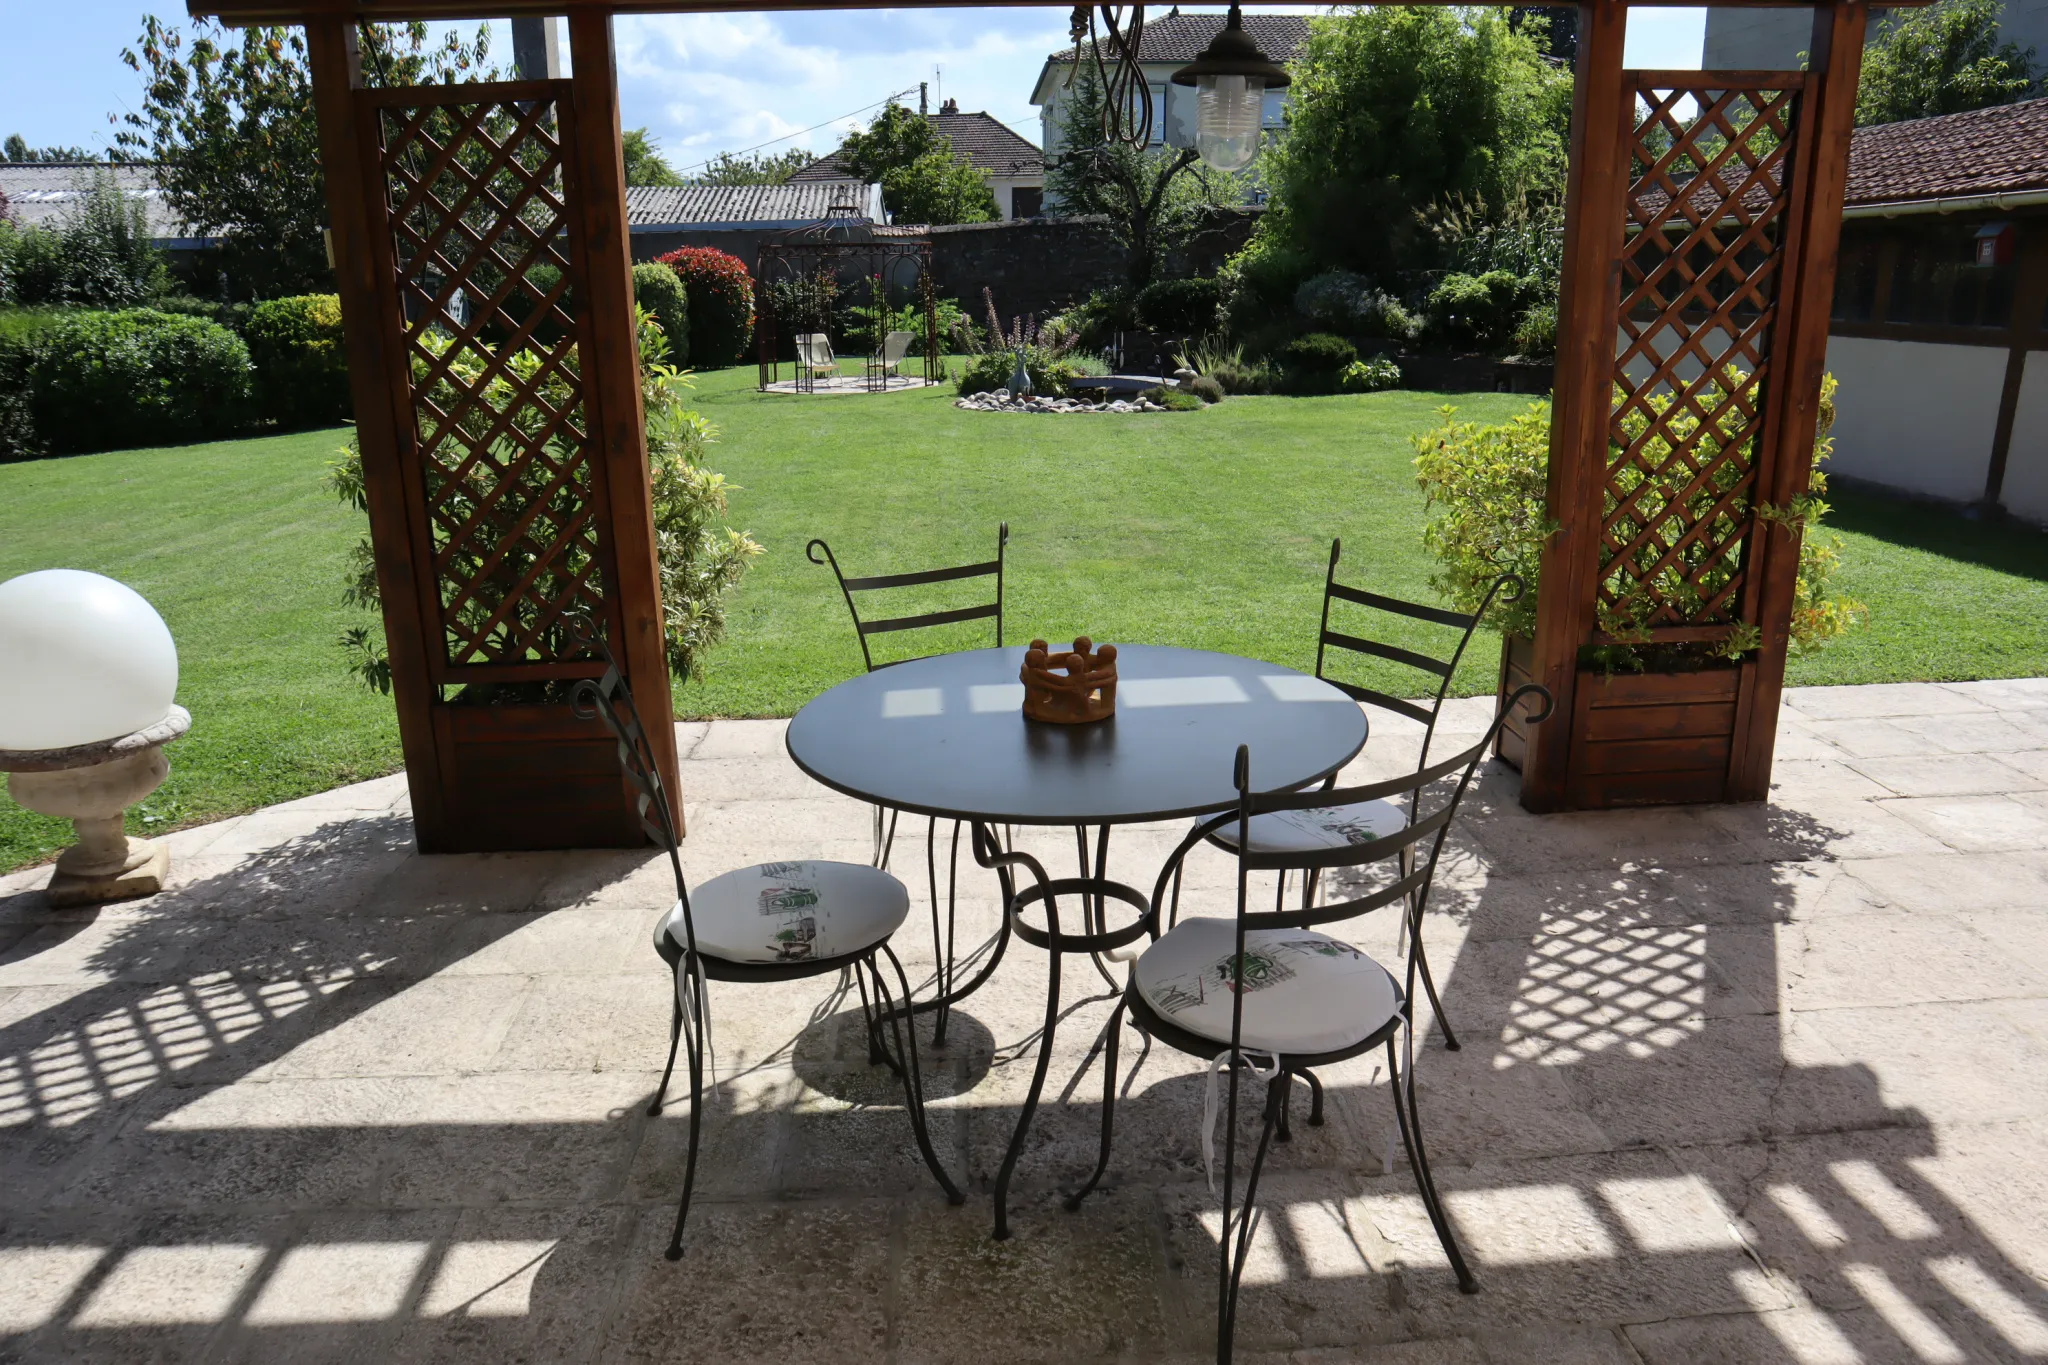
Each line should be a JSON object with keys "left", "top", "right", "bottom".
{"left": 299, "top": 9, "right": 677, "bottom": 852}
{"left": 1522, "top": 0, "right": 1871, "bottom": 812}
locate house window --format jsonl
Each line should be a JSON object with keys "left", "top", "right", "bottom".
{"left": 1831, "top": 230, "right": 1880, "bottom": 323}
{"left": 1884, "top": 221, "right": 2013, "bottom": 329}
{"left": 1012, "top": 187, "right": 1043, "bottom": 219}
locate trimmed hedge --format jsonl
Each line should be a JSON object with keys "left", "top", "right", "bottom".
{"left": 655, "top": 246, "right": 754, "bottom": 366}
{"left": 631, "top": 262, "right": 690, "bottom": 364}
{"left": 246, "top": 294, "right": 352, "bottom": 429}
{"left": 1134, "top": 276, "right": 1222, "bottom": 338}
{"left": 1280, "top": 332, "right": 1358, "bottom": 393}
{"left": 25, "top": 308, "right": 251, "bottom": 455}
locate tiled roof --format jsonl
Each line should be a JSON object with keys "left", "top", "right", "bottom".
{"left": 791, "top": 110, "right": 1044, "bottom": 182}
{"left": 0, "top": 162, "right": 200, "bottom": 242}
{"left": 1844, "top": 96, "right": 2048, "bottom": 207}
{"left": 1632, "top": 96, "right": 2048, "bottom": 225}
{"left": 625, "top": 180, "right": 879, "bottom": 228}
{"left": 1044, "top": 12, "right": 1311, "bottom": 66}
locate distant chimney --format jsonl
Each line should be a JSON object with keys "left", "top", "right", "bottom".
{"left": 940, "top": 97, "right": 960, "bottom": 115}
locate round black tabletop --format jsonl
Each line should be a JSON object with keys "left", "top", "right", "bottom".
{"left": 785, "top": 645, "right": 1368, "bottom": 826}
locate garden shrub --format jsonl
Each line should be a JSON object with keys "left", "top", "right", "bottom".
{"left": 0, "top": 310, "right": 64, "bottom": 460}
{"left": 632, "top": 262, "right": 690, "bottom": 362}
{"left": 1425, "top": 270, "right": 1535, "bottom": 352}
{"left": 1341, "top": 356, "right": 1403, "bottom": 393}
{"left": 1134, "top": 276, "right": 1222, "bottom": 338}
{"left": 655, "top": 246, "right": 754, "bottom": 366}
{"left": 0, "top": 172, "right": 169, "bottom": 309}
{"left": 27, "top": 308, "right": 252, "bottom": 454}
{"left": 1187, "top": 375, "right": 1226, "bottom": 404}
{"left": 1048, "top": 287, "right": 1137, "bottom": 350}
{"left": 1293, "top": 270, "right": 1421, "bottom": 341}
{"left": 1141, "top": 385, "right": 1205, "bottom": 412}
{"left": 154, "top": 295, "right": 255, "bottom": 336}
{"left": 245, "top": 294, "right": 351, "bottom": 428}
{"left": 1280, "top": 331, "right": 1358, "bottom": 393}
{"left": 955, "top": 346, "right": 1086, "bottom": 398}
{"left": 1513, "top": 301, "right": 1557, "bottom": 358}
{"left": 493, "top": 262, "right": 570, "bottom": 349}
{"left": 1180, "top": 340, "right": 1275, "bottom": 395}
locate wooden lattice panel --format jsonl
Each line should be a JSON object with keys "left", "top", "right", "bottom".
{"left": 375, "top": 89, "right": 612, "bottom": 676}
{"left": 1602, "top": 78, "right": 1802, "bottom": 641}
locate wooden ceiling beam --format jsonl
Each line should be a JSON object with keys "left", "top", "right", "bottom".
{"left": 187, "top": 0, "right": 1927, "bottom": 29}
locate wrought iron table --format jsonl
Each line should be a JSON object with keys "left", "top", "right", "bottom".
{"left": 786, "top": 643, "right": 1368, "bottom": 1235}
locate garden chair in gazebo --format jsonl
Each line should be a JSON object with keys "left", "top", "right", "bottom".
{"left": 877, "top": 330, "right": 915, "bottom": 378}
{"left": 796, "top": 333, "right": 839, "bottom": 380}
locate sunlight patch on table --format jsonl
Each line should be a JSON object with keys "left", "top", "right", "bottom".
{"left": 881, "top": 687, "right": 944, "bottom": 719}
{"left": 1121, "top": 676, "right": 1249, "bottom": 708}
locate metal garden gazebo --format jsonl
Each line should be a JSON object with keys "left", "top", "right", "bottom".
{"left": 179, "top": 0, "right": 1900, "bottom": 850}
{"left": 755, "top": 208, "right": 943, "bottom": 393}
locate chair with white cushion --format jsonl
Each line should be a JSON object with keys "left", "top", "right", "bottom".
{"left": 797, "top": 332, "right": 839, "bottom": 380}
{"left": 566, "top": 615, "right": 962, "bottom": 1261}
{"left": 1181, "top": 538, "right": 1522, "bottom": 1051}
{"left": 1071, "top": 683, "right": 1551, "bottom": 1364}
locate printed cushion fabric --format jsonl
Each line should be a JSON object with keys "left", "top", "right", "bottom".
{"left": 1205, "top": 798, "right": 1407, "bottom": 853}
{"left": 655, "top": 861, "right": 909, "bottom": 965}
{"left": 1132, "top": 916, "right": 1400, "bottom": 1055}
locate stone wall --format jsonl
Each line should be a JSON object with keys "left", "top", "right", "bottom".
{"left": 925, "top": 217, "right": 1125, "bottom": 321}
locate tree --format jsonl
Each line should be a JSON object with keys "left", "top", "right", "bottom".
{"left": 623, "top": 128, "right": 685, "bottom": 186}
{"left": 1855, "top": 0, "right": 2038, "bottom": 125}
{"left": 117, "top": 17, "right": 497, "bottom": 298}
{"left": 691, "top": 148, "right": 815, "bottom": 186}
{"left": 5, "top": 135, "right": 116, "bottom": 163}
{"left": 833, "top": 103, "right": 997, "bottom": 225}
{"left": 1255, "top": 7, "right": 1571, "bottom": 285}
{"left": 1045, "top": 65, "right": 1241, "bottom": 289}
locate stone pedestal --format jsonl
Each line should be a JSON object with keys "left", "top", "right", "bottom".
{"left": 1, "top": 706, "right": 190, "bottom": 907}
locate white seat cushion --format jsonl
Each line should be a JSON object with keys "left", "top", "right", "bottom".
{"left": 1205, "top": 798, "right": 1407, "bottom": 854}
{"left": 1133, "top": 916, "right": 1400, "bottom": 1055}
{"left": 654, "top": 861, "right": 909, "bottom": 965}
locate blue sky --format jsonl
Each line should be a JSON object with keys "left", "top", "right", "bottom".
{"left": 1, "top": 4, "right": 1707, "bottom": 169}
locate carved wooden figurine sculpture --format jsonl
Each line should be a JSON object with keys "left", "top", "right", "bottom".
{"left": 1020, "top": 637, "right": 1118, "bottom": 724}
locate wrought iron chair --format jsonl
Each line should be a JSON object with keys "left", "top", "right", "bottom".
{"left": 1073, "top": 683, "right": 1552, "bottom": 1364}
{"left": 1180, "top": 539, "right": 1522, "bottom": 1051}
{"left": 807, "top": 525, "right": 1010, "bottom": 1040}
{"left": 565, "top": 615, "right": 962, "bottom": 1260}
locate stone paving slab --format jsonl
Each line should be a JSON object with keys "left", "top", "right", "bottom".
{"left": 2, "top": 680, "right": 2047, "bottom": 1361}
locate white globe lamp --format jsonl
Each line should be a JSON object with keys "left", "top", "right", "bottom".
{"left": 0, "top": 570, "right": 190, "bottom": 906}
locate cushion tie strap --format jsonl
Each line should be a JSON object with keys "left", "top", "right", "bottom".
{"left": 1202, "top": 1046, "right": 1280, "bottom": 1193}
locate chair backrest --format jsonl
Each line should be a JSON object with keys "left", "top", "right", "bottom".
{"left": 807, "top": 524, "right": 1010, "bottom": 671}
{"left": 1313, "top": 537, "right": 1522, "bottom": 772}
{"left": 882, "top": 330, "right": 914, "bottom": 363}
{"left": 1155, "top": 683, "right": 1553, "bottom": 1055}
{"left": 564, "top": 613, "right": 695, "bottom": 939}
{"left": 796, "top": 334, "right": 828, "bottom": 366}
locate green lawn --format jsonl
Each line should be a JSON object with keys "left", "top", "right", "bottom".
{"left": 5, "top": 364, "right": 2047, "bottom": 870}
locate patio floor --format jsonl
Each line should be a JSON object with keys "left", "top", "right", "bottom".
{"left": 4, "top": 679, "right": 2048, "bottom": 1363}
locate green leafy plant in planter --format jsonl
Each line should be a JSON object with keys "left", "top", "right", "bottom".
{"left": 1413, "top": 372, "right": 1863, "bottom": 673}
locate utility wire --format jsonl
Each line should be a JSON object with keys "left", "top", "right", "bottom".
{"left": 672, "top": 86, "right": 920, "bottom": 176}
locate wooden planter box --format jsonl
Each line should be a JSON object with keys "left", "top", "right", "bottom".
{"left": 421, "top": 702, "right": 643, "bottom": 853}
{"left": 1495, "top": 635, "right": 1741, "bottom": 809}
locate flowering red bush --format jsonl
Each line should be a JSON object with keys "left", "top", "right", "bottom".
{"left": 653, "top": 246, "right": 755, "bottom": 367}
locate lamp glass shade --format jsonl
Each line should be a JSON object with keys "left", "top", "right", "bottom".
{"left": 1195, "top": 74, "right": 1263, "bottom": 172}
{"left": 0, "top": 569, "right": 179, "bottom": 751}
